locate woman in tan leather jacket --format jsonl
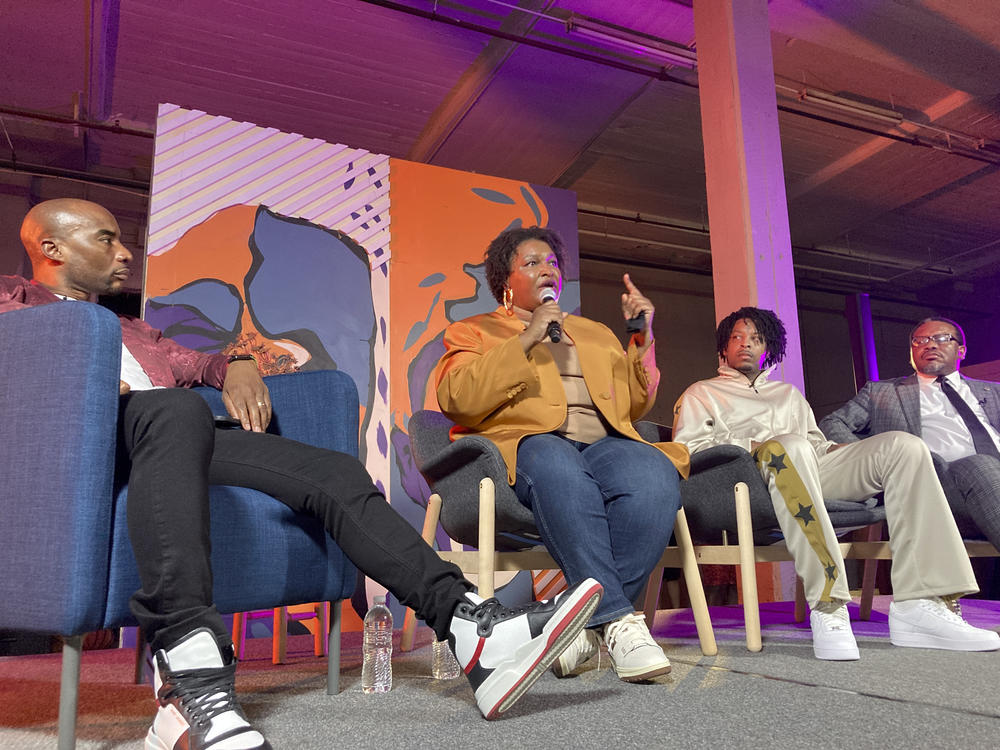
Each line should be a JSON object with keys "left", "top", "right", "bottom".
{"left": 435, "top": 225, "right": 688, "bottom": 683}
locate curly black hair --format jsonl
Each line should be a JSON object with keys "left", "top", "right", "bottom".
{"left": 908, "top": 316, "right": 966, "bottom": 346}
{"left": 484, "top": 226, "right": 566, "bottom": 303}
{"left": 716, "top": 306, "right": 787, "bottom": 368}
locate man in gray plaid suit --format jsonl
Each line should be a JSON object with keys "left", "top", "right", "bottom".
{"left": 820, "top": 317, "right": 1000, "bottom": 553}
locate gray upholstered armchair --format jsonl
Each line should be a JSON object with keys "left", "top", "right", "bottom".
{"left": 402, "top": 409, "right": 718, "bottom": 657}
{"left": 635, "top": 421, "right": 886, "bottom": 546}
{"left": 636, "top": 420, "right": 887, "bottom": 651}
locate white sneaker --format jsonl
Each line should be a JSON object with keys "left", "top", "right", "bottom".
{"left": 601, "top": 613, "right": 671, "bottom": 682}
{"left": 146, "top": 628, "right": 270, "bottom": 750}
{"left": 889, "top": 597, "right": 1000, "bottom": 651}
{"left": 551, "top": 627, "right": 600, "bottom": 678}
{"left": 809, "top": 602, "right": 860, "bottom": 661}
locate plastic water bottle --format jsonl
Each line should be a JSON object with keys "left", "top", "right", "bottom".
{"left": 431, "top": 638, "right": 461, "bottom": 680}
{"left": 361, "top": 595, "right": 392, "bottom": 694}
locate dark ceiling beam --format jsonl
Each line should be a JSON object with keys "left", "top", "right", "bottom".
{"left": 89, "top": 0, "right": 122, "bottom": 123}
{"left": 408, "top": 0, "right": 552, "bottom": 163}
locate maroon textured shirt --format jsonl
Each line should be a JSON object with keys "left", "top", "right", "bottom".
{"left": 0, "top": 275, "right": 228, "bottom": 389}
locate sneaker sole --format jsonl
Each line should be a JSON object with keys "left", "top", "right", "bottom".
{"left": 478, "top": 581, "right": 603, "bottom": 719}
{"left": 890, "top": 629, "right": 1000, "bottom": 652}
{"left": 614, "top": 660, "right": 672, "bottom": 682}
{"left": 813, "top": 645, "right": 860, "bottom": 661}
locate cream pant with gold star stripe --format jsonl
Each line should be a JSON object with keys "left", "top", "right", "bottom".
{"left": 755, "top": 430, "right": 977, "bottom": 605}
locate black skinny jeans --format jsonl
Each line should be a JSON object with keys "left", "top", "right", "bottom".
{"left": 116, "top": 388, "right": 470, "bottom": 652}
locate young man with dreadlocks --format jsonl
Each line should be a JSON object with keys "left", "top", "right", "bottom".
{"left": 673, "top": 307, "right": 999, "bottom": 660}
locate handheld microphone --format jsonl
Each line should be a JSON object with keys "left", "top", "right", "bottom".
{"left": 625, "top": 311, "right": 646, "bottom": 334}
{"left": 539, "top": 288, "right": 562, "bottom": 343}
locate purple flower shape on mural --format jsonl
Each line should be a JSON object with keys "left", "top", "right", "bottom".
{"left": 146, "top": 206, "right": 376, "bottom": 400}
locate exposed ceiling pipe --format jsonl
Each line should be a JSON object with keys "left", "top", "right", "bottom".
{"left": 362, "top": 0, "right": 1000, "bottom": 168}
{"left": 577, "top": 204, "right": 955, "bottom": 276}
{"left": 0, "top": 159, "right": 150, "bottom": 192}
{"left": 356, "top": 0, "right": 696, "bottom": 86}
{"left": 0, "top": 105, "right": 154, "bottom": 138}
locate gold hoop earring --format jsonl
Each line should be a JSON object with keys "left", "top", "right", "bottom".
{"left": 503, "top": 287, "right": 514, "bottom": 315}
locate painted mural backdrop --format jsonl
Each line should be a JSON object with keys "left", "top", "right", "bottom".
{"left": 143, "top": 105, "right": 578, "bottom": 622}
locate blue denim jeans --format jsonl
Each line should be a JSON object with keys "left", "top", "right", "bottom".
{"left": 513, "top": 433, "right": 681, "bottom": 626}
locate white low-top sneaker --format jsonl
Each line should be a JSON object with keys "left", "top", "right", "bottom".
{"left": 448, "top": 578, "right": 603, "bottom": 719}
{"left": 810, "top": 602, "right": 860, "bottom": 661}
{"left": 551, "top": 627, "right": 600, "bottom": 678}
{"left": 889, "top": 597, "right": 1000, "bottom": 651}
{"left": 146, "top": 628, "right": 270, "bottom": 750}
{"left": 601, "top": 613, "right": 671, "bottom": 682}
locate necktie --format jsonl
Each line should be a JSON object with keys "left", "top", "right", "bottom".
{"left": 936, "top": 376, "right": 1000, "bottom": 459}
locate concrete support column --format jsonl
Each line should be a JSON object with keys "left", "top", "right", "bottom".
{"left": 694, "top": 0, "right": 803, "bottom": 390}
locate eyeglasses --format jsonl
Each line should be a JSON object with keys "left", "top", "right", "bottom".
{"left": 911, "top": 334, "right": 960, "bottom": 347}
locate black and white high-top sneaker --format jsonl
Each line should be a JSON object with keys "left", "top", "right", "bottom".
{"left": 448, "top": 578, "right": 603, "bottom": 719}
{"left": 145, "top": 628, "right": 271, "bottom": 750}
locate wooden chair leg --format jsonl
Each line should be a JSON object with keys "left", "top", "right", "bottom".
{"left": 794, "top": 576, "right": 807, "bottom": 622}
{"left": 675, "top": 507, "right": 718, "bottom": 656}
{"left": 133, "top": 628, "right": 147, "bottom": 684}
{"left": 58, "top": 635, "right": 83, "bottom": 750}
{"left": 402, "top": 493, "right": 443, "bottom": 652}
{"left": 272, "top": 607, "right": 288, "bottom": 664}
{"left": 326, "top": 600, "right": 342, "bottom": 695}
{"left": 315, "top": 602, "right": 329, "bottom": 657}
{"left": 859, "top": 521, "right": 882, "bottom": 620}
{"left": 735, "top": 482, "right": 762, "bottom": 652}
{"left": 478, "top": 478, "right": 496, "bottom": 599}
{"left": 232, "top": 612, "right": 247, "bottom": 660}
{"left": 642, "top": 567, "right": 665, "bottom": 624}
{"left": 665, "top": 578, "right": 681, "bottom": 609}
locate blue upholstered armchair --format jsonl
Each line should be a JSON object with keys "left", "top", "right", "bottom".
{"left": 0, "top": 302, "right": 357, "bottom": 749}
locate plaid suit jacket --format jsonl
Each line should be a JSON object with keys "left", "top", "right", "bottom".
{"left": 819, "top": 373, "right": 1000, "bottom": 443}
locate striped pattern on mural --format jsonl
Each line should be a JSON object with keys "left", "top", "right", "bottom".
{"left": 148, "top": 103, "right": 390, "bottom": 260}
{"left": 147, "top": 103, "right": 393, "bottom": 512}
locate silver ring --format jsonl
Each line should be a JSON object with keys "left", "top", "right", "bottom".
{"left": 257, "top": 401, "right": 266, "bottom": 407}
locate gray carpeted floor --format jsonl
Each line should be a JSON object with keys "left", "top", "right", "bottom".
{"left": 2, "top": 597, "right": 999, "bottom": 749}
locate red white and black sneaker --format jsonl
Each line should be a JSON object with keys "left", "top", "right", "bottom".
{"left": 145, "top": 628, "right": 271, "bottom": 750}
{"left": 448, "top": 578, "right": 603, "bottom": 719}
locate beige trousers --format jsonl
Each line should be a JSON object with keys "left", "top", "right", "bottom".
{"left": 754, "top": 431, "right": 977, "bottom": 606}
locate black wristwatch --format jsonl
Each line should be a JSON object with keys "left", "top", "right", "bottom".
{"left": 227, "top": 354, "right": 256, "bottom": 364}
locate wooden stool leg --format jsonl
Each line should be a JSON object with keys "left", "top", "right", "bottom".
{"left": 232, "top": 612, "right": 247, "bottom": 660}
{"left": 665, "top": 579, "right": 681, "bottom": 609}
{"left": 735, "top": 482, "right": 761, "bottom": 652}
{"left": 315, "top": 602, "right": 329, "bottom": 657}
{"left": 478, "top": 478, "right": 496, "bottom": 599}
{"left": 272, "top": 607, "right": 288, "bottom": 664}
{"left": 642, "top": 567, "right": 665, "bottom": 624}
{"left": 859, "top": 522, "right": 882, "bottom": 621}
{"left": 402, "top": 494, "right": 443, "bottom": 652}
{"left": 133, "top": 628, "right": 147, "bottom": 684}
{"left": 794, "top": 576, "right": 807, "bottom": 622}
{"left": 675, "top": 507, "right": 718, "bottom": 656}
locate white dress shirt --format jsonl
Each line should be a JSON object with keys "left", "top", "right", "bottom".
{"left": 56, "top": 293, "right": 157, "bottom": 391}
{"left": 917, "top": 370, "right": 1000, "bottom": 462}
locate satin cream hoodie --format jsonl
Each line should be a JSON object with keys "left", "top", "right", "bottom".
{"left": 672, "top": 364, "right": 836, "bottom": 457}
